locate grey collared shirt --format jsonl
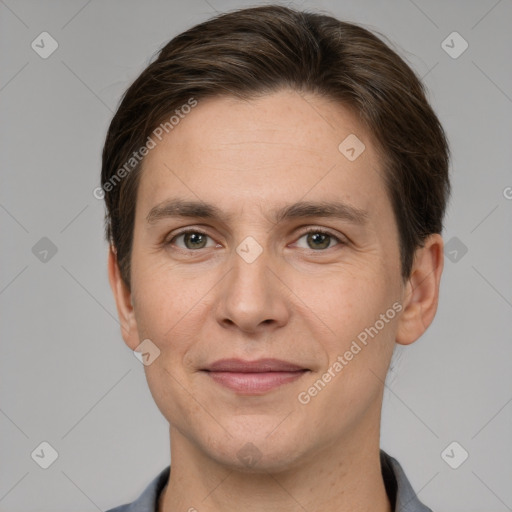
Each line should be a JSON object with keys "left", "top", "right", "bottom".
{"left": 106, "top": 449, "right": 433, "bottom": 512}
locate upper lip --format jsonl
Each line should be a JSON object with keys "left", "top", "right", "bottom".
{"left": 203, "top": 358, "right": 308, "bottom": 372}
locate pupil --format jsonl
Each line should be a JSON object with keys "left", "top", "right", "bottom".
{"left": 185, "top": 233, "right": 206, "bottom": 248}
{"left": 308, "top": 233, "right": 330, "bottom": 250}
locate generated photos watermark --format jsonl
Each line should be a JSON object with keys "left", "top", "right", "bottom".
{"left": 298, "top": 301, "right": 403, "bottom": 405}
{"left": 93, "top": 97, "right": 198, "bottom": 200}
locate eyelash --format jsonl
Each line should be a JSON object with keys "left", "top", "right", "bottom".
{"left": 165, "top": 227, "right": 346, "bottom": 251}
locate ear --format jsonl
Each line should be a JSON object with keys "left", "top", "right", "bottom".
{"left": 396, "top": 233, "right": 444, "bottom": 346}
{"left": 107, "top": 245, "right": 140, "bottom": 350}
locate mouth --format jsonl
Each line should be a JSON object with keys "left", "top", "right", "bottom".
{"left": 201, "top": 358, "right": 310, "bottom": 395}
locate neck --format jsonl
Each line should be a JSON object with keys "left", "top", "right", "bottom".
{"left": 158, "top": 423, "right": 392, "bottom": 512}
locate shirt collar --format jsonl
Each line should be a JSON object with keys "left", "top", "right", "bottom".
{"left": 108, "top": 449, "right": 432, "bottom": 512}
{"left": 380, "top": 450, "right": 433, "bottom": 512}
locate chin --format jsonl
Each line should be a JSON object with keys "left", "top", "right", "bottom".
{"left": 202, "top": 427, "right": 310, "bottom": 474}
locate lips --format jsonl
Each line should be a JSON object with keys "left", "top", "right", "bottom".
{"left": 202, "top": 358, "right": 309, "bottom": 394}
{"left": 205, "top": 358, "right": 307, "bottom": 372}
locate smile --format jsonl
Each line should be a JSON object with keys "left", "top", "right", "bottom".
{"left": 205, "top": 370, "right": 308, "bottom": 394}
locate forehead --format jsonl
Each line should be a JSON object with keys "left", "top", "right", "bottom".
{"left": 137, "top": 89, "right": 390, "bottom": 223}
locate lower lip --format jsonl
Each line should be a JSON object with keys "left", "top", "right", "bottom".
{"left": 204, "top": 370, "right": 308, "bottom": 394}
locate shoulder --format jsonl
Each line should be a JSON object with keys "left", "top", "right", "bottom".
{"left": 380, "top": 449, "right": 434, "bottom": 512}
{"left": 105, "top": 466, "right": 170, "bottom": 512}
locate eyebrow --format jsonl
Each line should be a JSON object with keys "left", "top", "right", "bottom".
{"left": 146, "top": 198, "right": 369, "bottom": 226}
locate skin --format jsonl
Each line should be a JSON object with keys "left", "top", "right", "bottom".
{"left": 108, "top": 89, "right": 444, "bottom": 512}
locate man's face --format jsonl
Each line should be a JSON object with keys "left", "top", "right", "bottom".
{"left": 118, "top": 89, "right": 410, "bottom": 469}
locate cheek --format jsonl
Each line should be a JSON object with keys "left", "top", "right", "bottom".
{"left": 296, "top": 265, "right": 399, "bottom": 391}
{"left": 295, "top": 266, "right": 389, "bottom": 338}
{"left": 131, "top": 256, "right": 220, "bottom": 373}
{"left": 132, "top": 269, "right": 209, "bottom": 423}
{"left": 131, "top": 245, "right": 197, "bottom": 328}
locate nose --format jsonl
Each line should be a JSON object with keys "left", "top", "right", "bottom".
{"left": 214, "top": 245, "right": 290, "bottom": 334}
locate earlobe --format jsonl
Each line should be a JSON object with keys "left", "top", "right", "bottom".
{"left": 395, "top": 234, "right": 444, "bottom": 346}
{"left": 107, "top": 245, "right": 139, "bottom": 349}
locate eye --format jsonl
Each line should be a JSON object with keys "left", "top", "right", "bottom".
{"left": 294, "top": 229, "right": 343, "bottom": 250}
{"left": 168, "top": 230, "right": 217, "bottom": 250}
{"left": 165, "top": 228, "right": 344, "bottom": 252}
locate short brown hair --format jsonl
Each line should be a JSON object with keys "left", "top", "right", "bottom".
{"left": 101, "top": 5, "right": 450, "bottom": 289}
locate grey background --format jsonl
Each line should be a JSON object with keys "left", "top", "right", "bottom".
{"left": 1, "top": 0, "right": 511, "bottom": 510}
